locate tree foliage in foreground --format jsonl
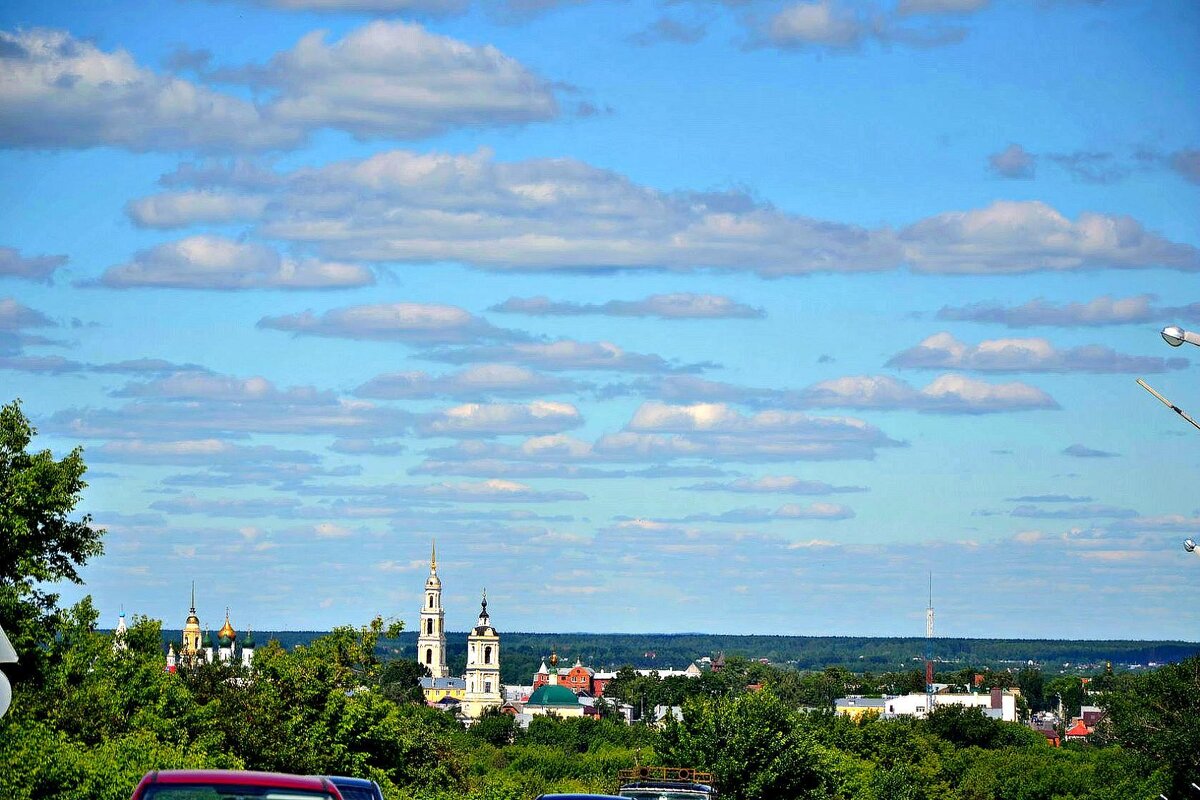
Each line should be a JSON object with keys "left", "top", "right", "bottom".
{"left": 0, "top": 399, "right": 104, "bottom": 681}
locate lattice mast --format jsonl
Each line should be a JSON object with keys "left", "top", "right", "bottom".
{"left": 925, "top": 572, "right": 935, "bottom": 715}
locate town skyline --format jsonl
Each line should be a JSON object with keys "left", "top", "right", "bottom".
{"left": 1, "top": 0, "right": 1197, "bottom": 640}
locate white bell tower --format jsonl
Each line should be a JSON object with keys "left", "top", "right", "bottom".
{"left": 416, "top": 540, "right": 448, "bottom": 679}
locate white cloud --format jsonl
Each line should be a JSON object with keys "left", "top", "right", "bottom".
{"left": 230, "top": 20, "right": 558, "bottom": 140}
{"left": 988, "top": 143, "right": 1035, "bottom": 179}
{"left": 801, "top": 373, "right": 1058, "bottom": 414}
{"left": 936, "top": 294, "right": 1200, "bottom": 328}
{"left": 899, "top": 200, "right": 1199, "bottom": 274}
{"left": 95, "top": 235, "right": 373, "bottom": 290}
{"left": 490, "top": 293, "right": 764, "bottom": 319}
{"left": 765, "top": 1, "right": 866, "bottom": 48}
{"left": 0, "top": 297, "right": 54, "bottom": 331}
{"left": 0, "top": 246, "right": 67, "bottom": 282}
{"left": 126, "top": 191, "right": 269, "bottom": 228}
{"left": 0, "top": 28, "right": 299, "bottom": 152}
{"left": 259, "top": 302, "right": 517, "bottom": 344}
{"left": 355, "top": 364, "right": 577, "bottom": 399}
{"left": 681, "top": 475, "right": 867, "bottom": 495}
{"left": 112, "top": 371, "right": 336, "bottom": 404}
{"left": 416, "top": 401, "right": 583, "bottom": 437}
{"left": 423, "top": 339, "right": 703, "bottom": 373}
{"left": 91, "top": 439, "right": 319, "bottom": 465}
{"left": 680, "top": 501, "right": 856, "bottom": 523}
{"left": 135, "top": 151, "right": 1199, "bottom": 276}
{"left": 887, "top": 332, "right": 1188, "bottom": 373}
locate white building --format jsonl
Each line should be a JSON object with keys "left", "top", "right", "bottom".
{"left": 461, "top": 592, "right": 502, "bottom": 718}
{"left": 416, "top": 542, "right": 449, "bottom": 679}
{"left": 882, "top": 690, "right": 1017, "bottom": 722}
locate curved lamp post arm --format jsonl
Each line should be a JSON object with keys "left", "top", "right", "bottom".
{"left": 1137, "top": 379, "right": 1200, "bottom": 432}
{"left": 1161, "top": 326, "right": 1200, "bottom": 348}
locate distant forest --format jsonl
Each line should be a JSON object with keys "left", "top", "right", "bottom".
{"left": 156, "top": 630, "right": 1200, "bottom": 685}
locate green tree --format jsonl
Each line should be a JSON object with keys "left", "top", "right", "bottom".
{"left": 1098, "top": 655, "right": 1200, "bottom": 797}
{"left": 0, "top": 399, "right": 104, "bottom": 682}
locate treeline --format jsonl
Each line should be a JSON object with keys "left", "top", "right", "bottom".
{"left": 5, "top": 603, "right": 1199, "bottom": 800}
{"left": 155, "top": 629, "right": 1200, "bottom": 684}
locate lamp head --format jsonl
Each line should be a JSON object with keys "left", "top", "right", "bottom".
{"left": 1185, "top": 539, "right": 1197, "bottom": 553}
{"left": 1161, "top": 326, "right": 1186, "bottom": 347}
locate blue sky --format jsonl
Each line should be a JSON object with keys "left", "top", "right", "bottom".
{"left": 1, "top": 0, "right": 1198, "bottom": 641}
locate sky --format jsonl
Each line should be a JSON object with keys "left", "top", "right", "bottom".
{"left": 1, "top": 0, "right": 1198, "bottom": 643}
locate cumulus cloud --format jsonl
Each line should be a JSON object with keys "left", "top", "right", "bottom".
{"left": 126, "top": 192, "right": 269, "bottom": 228}
{"left": 1010, "top": 503, "right": 1138, "bottom": 520}
{"left": 1062, "top": 443, "right": 1120, "bottom": 458}
{"left": 604, "top": 402, "right": 901, "bottom": 462}
{"left": 758, "top": 0, "right": 969, "bottom": 50}
{"left": 936, "top": 294, "right": 1200, "bottom": 328}
{"left": 225, "top": 21, "right": 558, "bottom": 140}
{"left": 258, "top": 302, "right": 517, "bottom": 344}
{"left": 111, "top": 370, "right": 336, "bottom": 404}
{"left": 422, "top": 339, "right": 707, "bottom": 373}
{"left": 301, "top": 477, "right": 586, "bottom": 504}
{"left": 0, "top": 297, "right": 55, "bottom": 331}
{"left": 629, "top": 16, "right": 709, "bottom": 45}
{"left": 898, "top": 0, "right": 988, "bottom": 13}
{"left": 490, "top": 293, "right": 764, "bottom": 319}
{"left": 887, "top": 332, "right": 1188, "bottom": 373}
{"left": 94, "top": 236, "right": 373, "bottom": 290}
{"left": 91, "top": 439, "right": 319, "bottom": 465}
{"left": 0, "top": 28, "right": 299, "bottom": 152}
{"left": 133, "top": 151, "right": 1199, "bottom": 276}
{"left": 48, "top": 386, "right": 413, "bottom": 439}
{"left": 799, "top": 373, "right": 1058, "bottom": 414}
{"left": 679, "top": 502, "right": 855, "bottom": 523}
{"left": 237, "top": 0, "right": 470, "bottom": 13}
{"left": 988, "top": 144, "right": 1035, "bottom": 179}
{"left": 0, "top": 24, "right": 560, "bottom": 153}
{"left": 416, "top": 401, "right": 583, "bottom": 437}
{"left": 329, "top": 438, "right": 407, "bottom": 456}
{"left": 1170, "top": 149, "right": 1200, "bottom": 184}
{"left": 356, "top": 364, "right": 577, "bottom": 400}
{"left": 0, "top": 246, "right": 67, "bottom": 282}
{"left": 149, "top": 494, "right": 302, "bottom": 517}
{"left": 1005, "top": 494, "right": 1094, "bottom": 503}
{"left": 680, "top": 475, "right": 867, "bottom": 495}
{"left": 897, "top": 200, "right": 1199, "bottom": 274}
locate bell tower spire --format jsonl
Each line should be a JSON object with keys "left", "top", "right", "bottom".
{"left": 417, "top": 539, "right": 448, "bottom": 678}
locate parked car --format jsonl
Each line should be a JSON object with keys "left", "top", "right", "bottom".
{"left": 325, "top": 775, "right": 385, "bottom": 800}
{"left": 130, "top": 770, "right": 345, "bottom": 799}
{"left": 534, "top": 796, "right": 626, "bottom": 800}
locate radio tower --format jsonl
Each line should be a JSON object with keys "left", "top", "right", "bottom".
{"left": 925, "top": 573, "right": 935, "bottom": 716}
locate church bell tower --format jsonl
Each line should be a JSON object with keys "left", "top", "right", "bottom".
{"left": 417, "top": 541, "right": 448, "bottom": 679}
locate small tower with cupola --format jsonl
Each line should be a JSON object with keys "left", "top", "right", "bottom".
{"left": 462, "top": 591, "right": 502, "bottom": 719}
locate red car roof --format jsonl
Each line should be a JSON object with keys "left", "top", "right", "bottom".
{"left": 132, "top": 770, "right": 343, "bottom": 799}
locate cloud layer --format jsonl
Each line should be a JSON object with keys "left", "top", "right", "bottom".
{"left": 888, "top": 332, "right": 1188, "bottom": 373}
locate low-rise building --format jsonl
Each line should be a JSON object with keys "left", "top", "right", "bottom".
{"left": 835, "top": 696, "right": 887, "bottom": 720}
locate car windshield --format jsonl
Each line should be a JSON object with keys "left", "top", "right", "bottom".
{"left": 140, "top": 787, "right": 335, "bottom": 800}
{"left": 330, "top": 788, "right": 379, "bottom": 800}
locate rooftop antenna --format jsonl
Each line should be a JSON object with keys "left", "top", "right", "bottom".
{"left": 925, "top": 572, "right": 935, "bottom": 717}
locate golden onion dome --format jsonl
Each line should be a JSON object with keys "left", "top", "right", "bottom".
{"left": 218, "top": 612, "right": 235, "bottom": 642}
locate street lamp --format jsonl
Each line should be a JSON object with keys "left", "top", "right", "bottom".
{"left": 1186, "top": 539, "right": 1198, "bottom": 554}
{"left": 1161, "top": 325, "right": 1200, "bottom": 348}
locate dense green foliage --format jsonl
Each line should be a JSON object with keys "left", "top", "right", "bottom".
{"left": 1, "top": 399, "right": 105, "bottom": 682}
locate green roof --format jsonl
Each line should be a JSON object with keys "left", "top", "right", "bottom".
{"left": 527, "top": 684, "right": 580, "bottom": 707}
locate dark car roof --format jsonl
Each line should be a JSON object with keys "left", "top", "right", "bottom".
{"left": 132, "top": 770, "right": 342, "bottom": 798}
{"left": 326, "top": 777, "right": 378, "bottom": 788}
{"left": 535, "top": 795, "right": 626, "bottom": 799}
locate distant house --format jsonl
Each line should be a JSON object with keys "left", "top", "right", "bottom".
{"left": 1036, "top": 728, "right": 1061, "bottom": 747}
{"left": 881, "top": 689, "right": 1017, "bottom": 723}
{"left": 421, "top": 676, "right": 466, "bottom": 706}
{"left": 835, "top": 697, "right": 886, "bottom": 720}
{"left": 1079, "top": 705, "right": 1105, "bottom": 727}
{"left": 1065, "top": 720, "right": 1093, "bottom": 741}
